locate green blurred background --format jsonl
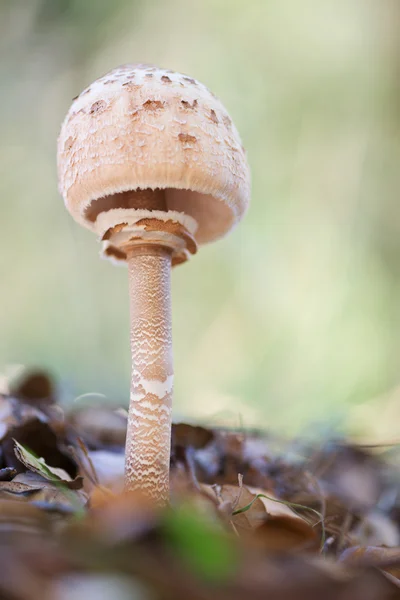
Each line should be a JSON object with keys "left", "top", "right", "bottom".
{"left": 1, "top": 0, "right": 400, "bottom": 438}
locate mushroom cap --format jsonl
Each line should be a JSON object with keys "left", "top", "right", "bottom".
{"left": 57, "top": 64, "right": 250, "bottom": 245}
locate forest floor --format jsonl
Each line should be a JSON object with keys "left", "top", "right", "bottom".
{"left": 0, "top": 369, "right": 399, "bottom": 600}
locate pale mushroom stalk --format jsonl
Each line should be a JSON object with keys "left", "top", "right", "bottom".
{"left": 123, "top": 190, "right": 173, "bottom": 501}
{"left": 57, "top": 63, "right": 250, "bottom": 506}
{"left": 126, "top": 245, "right": 172, "bottom": 500}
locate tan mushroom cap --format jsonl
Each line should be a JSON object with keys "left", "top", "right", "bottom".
{"left": 57, "top": 64, "right": 250, "bottom": 245}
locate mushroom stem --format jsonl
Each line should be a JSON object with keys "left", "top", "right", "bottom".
{"left": 125, "top": 243, "right": 173, "bottom": 504}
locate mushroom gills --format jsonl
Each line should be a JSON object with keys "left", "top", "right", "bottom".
{"left": 84, "top": 188, "right": 167, "bottom": 221}
{"left": 83, "top": 187, "right": 235, "bottom": 246}
{"left": 90, "top": 189, "right": 198, "bottom": 265}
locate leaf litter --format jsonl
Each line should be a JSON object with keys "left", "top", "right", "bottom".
{"left": 0, "top": 368, "right": 399, "bottom": 599}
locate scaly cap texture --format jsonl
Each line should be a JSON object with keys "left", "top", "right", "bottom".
{"left": 58, "top": 64, "right": 250, "bottom": 244}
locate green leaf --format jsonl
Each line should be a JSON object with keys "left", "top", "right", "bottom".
{"left": 163, "top": 504, "right": 237, "bottom": 582}
{"left": 13, "top": 440, "right": 71, "bottom": 483}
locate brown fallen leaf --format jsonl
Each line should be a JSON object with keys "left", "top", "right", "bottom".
{"left": 354, "top": 510, "right": 400, "bottom": 548}
{"left": 202, "top": 481, "right": 319, "bottom": 553}
{"left": 3, "top": 418, "right": 77, "bottom": 477}
{"left": 254, "top": 513, "right": 319, "bottom": 552}
{"left": 219, "top": 483, "right": 267, "bottom": 530}
{"left": 0, "top": 498, "right": 50, "bottom": 534}
{"left": 0, "top": 467, "right": 16, "bottom": 481}
{"left": 0, "top": 482, "right": 42, "bottom": 500}
{"left": 0, "top": 393, "right": 55, "bottom": 446}
{"left": 0, "top": 473, "right": 44, "bottom": 497}
{"left": 340, "top": 545, "right": 400, "bottom": 579}
{"left": 9, "top": 368, "right": 55, "bottom": 405}
{"left": 245, "top": 493, "right": 320, "bottom": 553}
{"left": 248, "top": 485, "right": 313, "bottom": 520}
{"left": 69, "top": 406, "right": 127, "bottom": 449}
{"left": 0, "top": 471, "right": 87, "bottom": 511}
{"left": 172, "top": 423, "right": 214, "bottom": 450}
{"left": 86, "top": 489, "right": 160, "bottom": 543}
{"left": 311, "top": 444, "right": 383, "bottom": 511}
{"left": 14, "top": 439, "right": 83, "bottom": 490}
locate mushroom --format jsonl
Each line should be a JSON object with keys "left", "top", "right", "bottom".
{"left": 57, "top": 64, "right": 250, "bottom": 505}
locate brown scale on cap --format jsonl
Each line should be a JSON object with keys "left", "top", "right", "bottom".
{"left": 57, "top": 64, "right": 251, "bottom": 505}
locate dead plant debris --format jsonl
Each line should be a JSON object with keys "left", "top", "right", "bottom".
{"left": 0, "top": 368, "right": 399, "bottom": 599}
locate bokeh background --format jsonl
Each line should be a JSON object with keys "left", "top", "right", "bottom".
{"left": 1, "top": 0, "right": 400, "bottom": 439}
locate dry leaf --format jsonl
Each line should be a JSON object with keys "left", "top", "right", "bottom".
{"left": 0, "top": 467, "right": 16, "bottom": 481}
{"left": 14, "top": 440, "right": 83, "bottom": 490}
{"left": 248, "top": 485, "right": 309, "bottom": 520}
{"left": 340, "top": 546, "right": 400, "bottom": 579}
{"left": 0, "top": 472, "right": 86, "bottom": 510}
{"left": 254, "top": 513, "right": 319, "bottom": 552}
{"left": 3, "top": 418, "right": 76, "bottom": 477}
{"left": 9, "top": 368, "right": 55, "bottom": 404}
{"left": 172, "top": 423, "right": 214, "bottom": 450}
{"left": 70, "top": 406, "right": 127, "bottom": 449}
